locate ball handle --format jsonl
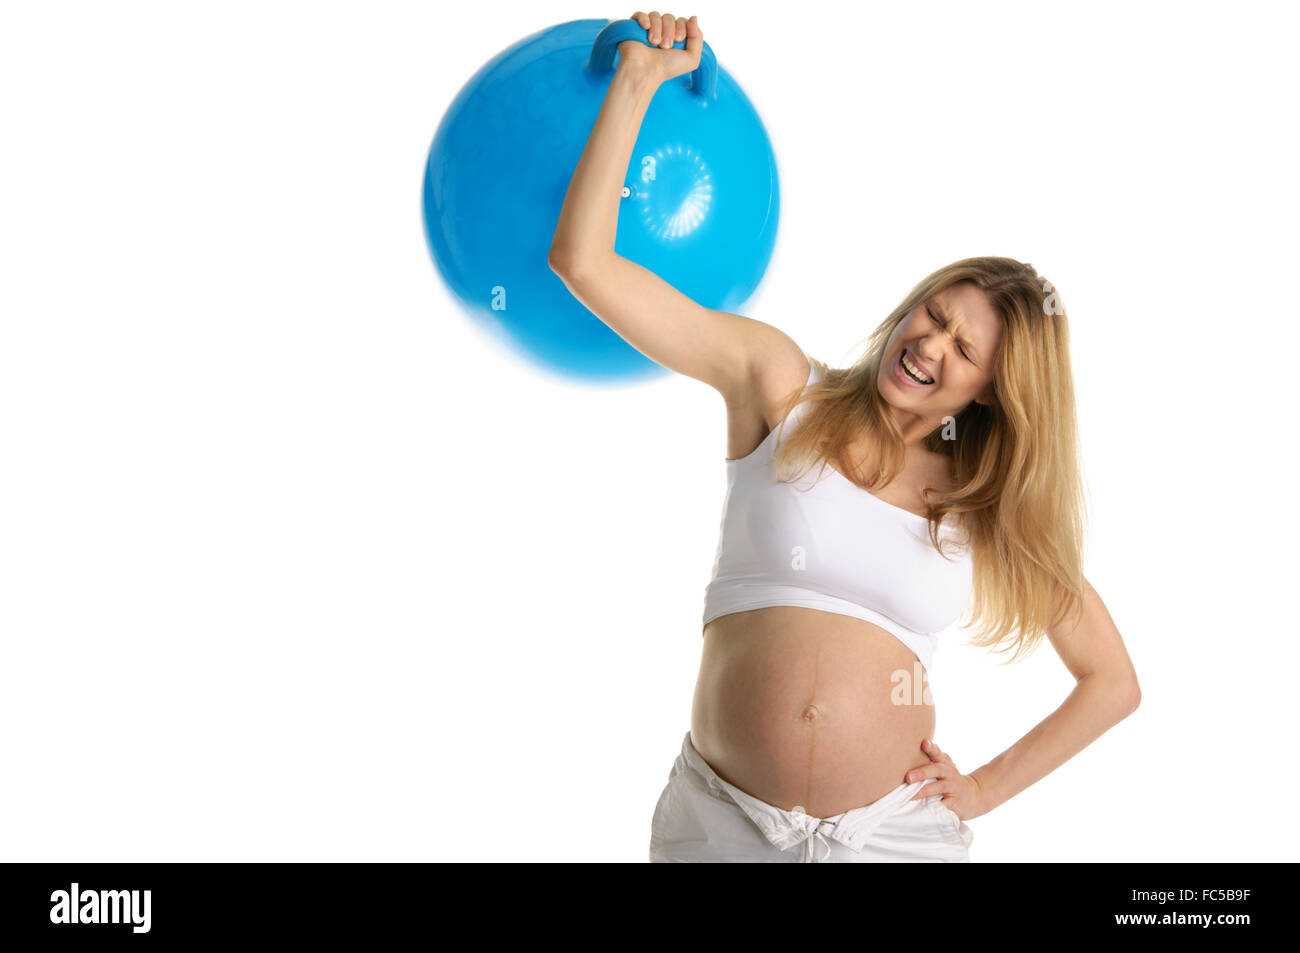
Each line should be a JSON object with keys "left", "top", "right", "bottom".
{"left": 587, "top": 18, "right": 718, "bottom": 99}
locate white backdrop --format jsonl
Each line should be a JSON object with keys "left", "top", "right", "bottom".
{"left": 2, "top": 0, "right": 1296, "bottom": 862}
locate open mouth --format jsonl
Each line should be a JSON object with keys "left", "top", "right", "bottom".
{"left": 899, "top": 349, "right": 935, "bottom": 385}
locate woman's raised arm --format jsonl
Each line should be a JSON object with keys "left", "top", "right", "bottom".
{"left": 548, "top": 13, "right": 782, "bottom": 400}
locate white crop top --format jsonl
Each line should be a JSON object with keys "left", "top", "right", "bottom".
{"left": 702, "top": 360, "right": 974, "bottom": 672}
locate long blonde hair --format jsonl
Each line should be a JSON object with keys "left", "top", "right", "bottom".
{"left": 770, "top": 257, "right": 1088, "bottom": 663}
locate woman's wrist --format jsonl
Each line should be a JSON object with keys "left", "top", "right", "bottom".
{"left": 968, "top": 763, "right": 1003, "bottom": 816}
{"left": 614, "top": 55, "right": 664, "bottom": 96}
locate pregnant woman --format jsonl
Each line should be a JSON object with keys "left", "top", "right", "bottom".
{"left": 550, "top": 12, "right": 1141, "bottom": 863}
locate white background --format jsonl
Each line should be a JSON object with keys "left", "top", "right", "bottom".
{"left": 2, "top": 0, "right": 1296, "bottom": 862}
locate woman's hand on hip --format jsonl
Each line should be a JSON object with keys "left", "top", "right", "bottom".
{"left": 618, "top": 12, "right": 703, "bottom": 85}
{"left": 904, "top": 738, "right": 987, "bottom": 821}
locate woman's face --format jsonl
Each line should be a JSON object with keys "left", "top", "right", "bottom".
{"left": 878, "top": 282, "right": 1003, "bottom": 424}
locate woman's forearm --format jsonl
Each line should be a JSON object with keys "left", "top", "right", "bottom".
{"left": 549, "top": 60, "right": 661, "bottom": 266}
{"left": 969, "top": 673, "right": 1138, "bottom": 815}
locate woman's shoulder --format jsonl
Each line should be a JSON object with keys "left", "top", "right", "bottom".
{"left": 752, "top": 349, "right": 816, "bottom": 432}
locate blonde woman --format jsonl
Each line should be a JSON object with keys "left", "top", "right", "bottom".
{"left": 549, "top": 11, "right": 1140, "bottom": 863}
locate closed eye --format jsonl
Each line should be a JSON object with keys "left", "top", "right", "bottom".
{"left": 928, "top": 308, "right": 972, "bottom": 362}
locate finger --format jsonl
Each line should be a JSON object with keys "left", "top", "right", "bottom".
{"left": 905, "top": 764, "right": 940, "bottom": 785}
{"left": 673, "top": 15, "right": 686, "bottom": 43}
{"left": 906, "top": 768, "right": 946, "bottom": 799}
{"left": 923, "top": 738, "right": 951, "bottom": 763}
{"left": 684, "top": 15, "right": 702, "bottom": 57}
{"left": 647, "top": 10, "right": 660, "bottom": 44}
{"left": 630, "top": 12, "right": 647, "bottom": 29}
{"left": 660, "top": 12, "right": 675, "bottom": 47}
{"left": 908, "top": 777, "right": 945, "bottom": 801}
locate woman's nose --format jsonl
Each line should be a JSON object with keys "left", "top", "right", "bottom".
{"left": 917, "top": 334, "right": 947, "bottom": 362}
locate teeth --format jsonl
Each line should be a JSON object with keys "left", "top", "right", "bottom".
{"left": 901, "top": 351, "right": 933, "bottom": 384}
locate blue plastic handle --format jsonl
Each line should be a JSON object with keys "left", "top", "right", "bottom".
{"left": 587, "top": 18, "right": 718, "bottom": 99}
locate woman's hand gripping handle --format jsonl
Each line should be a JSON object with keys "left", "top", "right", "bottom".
{"left": 617, "top": 11, "right": 703, "bottom": 86}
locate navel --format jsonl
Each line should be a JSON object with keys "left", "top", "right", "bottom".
{"left": 800, "top": 703, "right": 822, "bottom": 723}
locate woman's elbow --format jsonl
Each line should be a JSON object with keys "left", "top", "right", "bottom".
{"left": 1088, "top": 666, "right": 1140, "bottom": 719}
{"left": 548, "top": 248, "right": 600, "bottom": 288}
{"left": 1118, "top": 672, "right": 1141, "bottom": 717}
{"left": 547, "top": 245, "right": 574, "bottom": 275}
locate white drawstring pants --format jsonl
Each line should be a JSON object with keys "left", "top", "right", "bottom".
{"left": 649, "top": 730, "right": 975, "bottom": 863}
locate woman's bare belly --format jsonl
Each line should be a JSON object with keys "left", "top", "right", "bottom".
{"left": 691, "top": 606, "right": 936, "bottom": 819}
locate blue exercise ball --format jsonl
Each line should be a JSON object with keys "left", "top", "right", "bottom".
{"left": 422, "top": 18, "right": 781, "bottom": 383}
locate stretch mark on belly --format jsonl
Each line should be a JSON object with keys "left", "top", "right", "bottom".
{"left": 801, "top": 641, "right": 822, "bottom": 811}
